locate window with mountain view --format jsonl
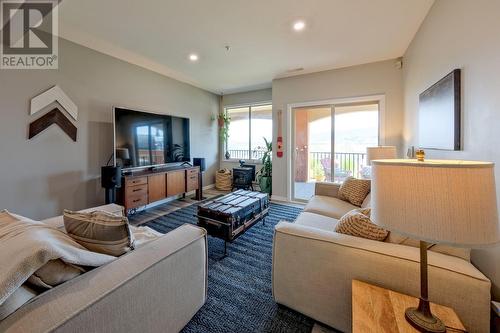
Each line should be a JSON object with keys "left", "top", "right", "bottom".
{"left": 225, "top": 104, "right": 272, "bottom": 161}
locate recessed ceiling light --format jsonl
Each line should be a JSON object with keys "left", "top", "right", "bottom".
{"left": 293, "top": 20, "right": 306, "bottom": 31}
{"left": 189, "top": 53, "right": 199, "bottom": 61}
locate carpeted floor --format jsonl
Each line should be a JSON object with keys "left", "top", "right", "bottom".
{"left": 144, "top": 202, "right": 316, "bottom": 333}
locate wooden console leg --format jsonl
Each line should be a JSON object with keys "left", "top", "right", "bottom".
{"left": 196, "top": 171, "right": 205, "bottom": 201}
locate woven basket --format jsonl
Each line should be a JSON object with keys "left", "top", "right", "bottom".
{"left": 216, "top": 169, "right": 232, "bottom": 191}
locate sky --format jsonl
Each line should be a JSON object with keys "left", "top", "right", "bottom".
{"left": 227, "top": 110, "right": 378, "bottom": 155}
{"left": 309, "top": 111, "right": 378, "bottom": 153}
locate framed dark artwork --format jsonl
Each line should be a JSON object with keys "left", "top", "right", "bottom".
{"left": 418, "top": 69, "right": 461, "bottom": 150}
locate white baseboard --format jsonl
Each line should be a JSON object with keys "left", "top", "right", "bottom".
{"left": 203, "top": 183, "right": 215, "bottom": 190}
{"left": 135, "top": 196, "right": 177, "bottom": 212}
{"left": 271, "top": 195, "right": 288, "bottom": 202}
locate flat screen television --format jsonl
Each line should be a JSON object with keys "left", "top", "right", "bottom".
{"left": 113, "top": 107, "right": 190, "bottom": 170}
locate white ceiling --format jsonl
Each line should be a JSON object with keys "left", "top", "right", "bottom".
{"left": 58, "top": 0, "right": 434, "bottom": 94}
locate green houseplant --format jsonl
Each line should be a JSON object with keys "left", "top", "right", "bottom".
{"left": 218, "top": 113, "right": 231, "bottom": 159}
{"left": 257, "top": 137, "right": 272, "bottom": 194}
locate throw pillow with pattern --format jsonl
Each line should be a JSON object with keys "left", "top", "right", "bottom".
{"left": 335, "top": 208, "right": 388, "bottom": 241}
{"left": 338, "top": 177, "right": 371, "bottom": 206}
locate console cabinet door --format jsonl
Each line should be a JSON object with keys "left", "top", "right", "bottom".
{"left": 148, "top": 174, "right": 166, "bottom": 203}
{"left": 167, "top": 170, "right": 186, "bottom": 197}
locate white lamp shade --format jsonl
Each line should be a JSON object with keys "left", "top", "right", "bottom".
{"left": 371, "top": 159, "right": 500, "bottom": 247}
{"left": 366, "top": 146, "right": 397, "bottom": 165}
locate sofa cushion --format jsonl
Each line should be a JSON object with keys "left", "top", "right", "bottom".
{"left": 385, "top": 232, "right": 471, "bottom": 262}
{"left": 338, "top": 177, "right": 371, "bottom": 207}
{"left": 361, "top": 192, "right": 371, "bottom": 208}
{"left": 335, "top": 208, "right": 388, "bottom": 241}
{"left": 314, "top": 182, "right": 341, "bottom": 197}
{"left": 27, "top": 259, "right": 83, "bottom": 289}
{"left": 304, "top": 195, "right": 357, "bottom": 220}
{"left": 294, "top": 212, "right": 338, "bottom": 231}
{"left": 63, "top": 210, "right": 135, "bottom": 256}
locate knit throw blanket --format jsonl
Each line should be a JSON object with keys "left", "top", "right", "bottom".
{"left": 0, "top": 211, "right": 116, "bottom": 305}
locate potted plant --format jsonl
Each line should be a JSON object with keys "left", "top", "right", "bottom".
{"left": 218, "top": 113, "right": 231, "bottom": 159}
{"left": 257, "top": 137, "right": 272, "bottom": 194}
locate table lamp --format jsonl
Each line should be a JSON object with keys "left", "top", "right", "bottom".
{"left": 366, "top": 146, "right": 397, "bottom": 165}
{"left": 363, "top": 146, "right": 397, "bottom": 179}
{"left": 371, "top": 157, "right": 500, "bottom": 332}
{"left": 116, "top": 148, "right": 130, "bottom": 167}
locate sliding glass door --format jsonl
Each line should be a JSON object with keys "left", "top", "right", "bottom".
{"left": 292, "top": 102, "right": 379, "bottom": 201}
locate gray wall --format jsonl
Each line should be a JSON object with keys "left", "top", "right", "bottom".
{"left": 272, "top": 59, "right": 404, "bottom": 200}
{"left": 403, "top": 0, "right": 500, "bottom": 300}
{"left": 0, "top": 38, "right": 219, "bottom": 220}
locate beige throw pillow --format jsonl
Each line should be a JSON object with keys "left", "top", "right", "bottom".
{"left": 335, "top": 208, "right": 388, "bottom": 241}
{"left": 64, "top": 210, "right": 135, "bottom": 256}
{"left": 338, "top": 177, "right": 371, "bottom": 207}
{"left": 27, "top": 259, "right": 83, "bottom": 289}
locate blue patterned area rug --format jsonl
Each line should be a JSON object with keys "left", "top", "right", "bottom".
{"left": 144, "top": 202, "right": 316, "bottom": 333}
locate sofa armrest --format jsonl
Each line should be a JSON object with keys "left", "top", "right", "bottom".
{"left": 272, "top": 222, "right": 491, "bottom": 333}
{"left": 314, "top": 182, "right": 341, "bottom": 198}
{"left": 0, "top": 224, "right": 208, "bottom": 333}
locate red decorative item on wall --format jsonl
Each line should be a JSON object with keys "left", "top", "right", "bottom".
{"left": 277, "top": 110, "right": 283, "bottom": 158}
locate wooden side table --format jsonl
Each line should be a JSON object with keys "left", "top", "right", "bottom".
{"left": 352, "top": 280, "right": 466, "bottom": 333}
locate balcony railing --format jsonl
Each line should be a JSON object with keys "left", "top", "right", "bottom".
{"left": 226, "top": 149, "right": 367, "bottom": 181}
{"left": 226, "top": 149, "right": 266, "bottom": 160}
{"left": 309, "top": 151, "right": 367, "bottom": 182}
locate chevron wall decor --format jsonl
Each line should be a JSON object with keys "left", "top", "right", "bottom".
{"left": 30, "top": 85, "right": 78, "bottom": 120}
{"left": 28, "top": 86, "right": 78, "bottom": 141}
{"left": 29, "top": 109, "right": 77, "bottom": 141}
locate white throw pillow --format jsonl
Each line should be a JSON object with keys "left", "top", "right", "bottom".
{"left": 130, "top": 225, "right": 162, "bottom": 248}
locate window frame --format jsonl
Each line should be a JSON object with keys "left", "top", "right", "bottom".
{"left": 133, "top": 120, "right": 167, "bottom": 167}
{"left": 223, "top": 101, "right": 272, "bottom": 163}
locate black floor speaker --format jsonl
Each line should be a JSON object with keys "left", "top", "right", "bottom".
{"left": 101, "top": 166, "right": 122, "bottom": 204}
